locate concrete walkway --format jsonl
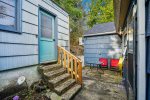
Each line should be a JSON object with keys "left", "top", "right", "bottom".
{"left": 73, "top": 67, "right": 127, "bottom": 100}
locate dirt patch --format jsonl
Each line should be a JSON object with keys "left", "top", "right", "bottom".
{"left": 73, "top": 67, "right": 127, "bottom": 100}
{"left": 3, "top": 80, "right": 54, "bottom": 100}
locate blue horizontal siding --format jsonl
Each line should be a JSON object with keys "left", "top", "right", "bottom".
{"left": 84, "top": 44, "right": 120, "bottom": 49}
{"left": 22, "top": 10, "right": 38, "bottom": 25}
{"left": 22, "top": 22, "right": 38, "bottom": 35}
{"left": 58, "top": 24, "right": 69, "bottom": 30}
{"left": 58, "top": 31, "right": 69, "bottom": 35}
{"left": 42, "top": 0, "right": 68, "bottom": 17}
{"left": 0, "top": 0, "right": 69, "bottom": 71}
{"left": 58, "top": 17, "right": 68, "bottom": 24}
{"left": 0, "top": 55, "right": 38, "bottom": 71}
{"left": 22, "top": 9, "right": 38, "bottom": 17}
{"left": 0, "top": 43, "right": 38, "bottom": 56}
{"left": 84, "top": 35, "right": 121, "bottom": 64}
{"left": 0, "top": 31, "right": 38, "bottom": 44}
{"left": 22, "top": 0, "right": 38, "bottom": 16}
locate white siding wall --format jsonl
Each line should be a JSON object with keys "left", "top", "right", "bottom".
{"left": 0, "top": 0, "right": 69, "bottom": 70}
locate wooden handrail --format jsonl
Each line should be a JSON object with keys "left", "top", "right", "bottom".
{"left": 58, "top": 46, "right": 82, "bottom": 84}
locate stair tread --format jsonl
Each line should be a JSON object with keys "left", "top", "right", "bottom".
{"left": 55, "top": 79, "right": 76, "bottom": 93}
{"left": 44, "top": 68, "right": 66, "bottom": 77}
{"left": 49, "top": 73, "right": 70, "bottom": 84}
{"left": 62, "top": 84, "right": 81, "bottom": 100}
{"left": 42, "top": 64, "right": 61, "bottom": 70}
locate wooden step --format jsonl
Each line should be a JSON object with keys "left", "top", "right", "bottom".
{"left": 39, "top": 64, "right": 62, "bottom": 73}
{"left": 61, "top": 84, "right": 81, "bottom": 100}
{"left": 48, "top": 73, "right": 71, "bottom": 88}
{"left": 44, "top": 68, "right": 66, "bottom": 80}
{"left": 54, "top": 79, "right": 76, "bottom": 95}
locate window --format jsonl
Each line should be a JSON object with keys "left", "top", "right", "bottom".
{"left": 124, "top": 34, "right": 127, "bottom": 47}
{"left": 0, "top": 0, "right": 21, "bottom": 32}
{"left": 127, "top": 18, "right": 134, "bottom": 52}
{"left": 40, "top": 12, "right": 54, "bottom": 39}
{"left": 128, "top": 22, "right": 134, "bottom": 52}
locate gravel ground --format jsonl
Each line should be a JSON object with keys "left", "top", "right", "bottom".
{"left": 73, "top": 67, "right": 127, "bottom": 100}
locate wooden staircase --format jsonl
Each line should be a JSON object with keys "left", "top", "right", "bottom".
{"left": 38, "top": 46, "right": 82, "bottom": 100}
{"left": 38, "top": 64, "right": 81, "bottom": 100}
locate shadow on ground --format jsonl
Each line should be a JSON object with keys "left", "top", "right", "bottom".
{"left": 73, "top": 67, "right": 127, "bottom": 100}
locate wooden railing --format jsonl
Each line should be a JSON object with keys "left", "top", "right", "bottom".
{"left": 58, "top": 46, "right": 82, "bottom": 85}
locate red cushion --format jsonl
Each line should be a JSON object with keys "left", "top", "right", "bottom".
{"left": 99, "top": 58, "right": 108, "bottom": 67}
{"left": 110, "top": 59, "right": 119, "bottom": 68}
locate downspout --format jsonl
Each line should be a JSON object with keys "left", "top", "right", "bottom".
{"left": 137, "top": 0, "right": 146, "bottom": 100}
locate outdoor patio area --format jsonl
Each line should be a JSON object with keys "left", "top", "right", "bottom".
{"left": 73, "top": 67, "right": 127, "bottom": 100}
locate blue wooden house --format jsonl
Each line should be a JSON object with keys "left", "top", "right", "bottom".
{"left": 84, "top": 22, "right": 122, "bottom": 65}
{"left": 0, "top": 0, "right": 70, "bottom": 88}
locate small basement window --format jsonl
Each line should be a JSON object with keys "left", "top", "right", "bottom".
{"left": 0, "top": 0, "right": 21, "bottom": 32}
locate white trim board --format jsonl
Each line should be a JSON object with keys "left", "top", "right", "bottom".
{"left": 83, "top": 31, "right": 116, "bottom": 37}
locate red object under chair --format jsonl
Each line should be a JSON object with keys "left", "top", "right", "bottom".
{"left": 110, "top": 59, "right": 119, "bottom": 69}
{"left": 99, "top": 58, "right": 108, "bottom": 68}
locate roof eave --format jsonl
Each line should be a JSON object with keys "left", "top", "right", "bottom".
{"left": 113, "top": 0, "right": 131, "bottom": 33}
{"left": 83, "top": 31, "right": 116, "bottom": 37}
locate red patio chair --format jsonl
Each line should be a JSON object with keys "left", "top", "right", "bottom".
{"left": 110, "top": 59, "right": 119, "bottom": 70}
{"left": 99, "top": 58, "right": 108, "bottom": 68}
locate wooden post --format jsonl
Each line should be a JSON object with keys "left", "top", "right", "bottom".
{"left": 74, "top": 59, "right": 77, "bottom": 81}
{"left": 70, "top": 56, "right": 73, "bottom": 78}
{"left": 67, "top": 54, "right": 70, "bottom": 73}
{"left": 64, "top": 51, "right": 66, "bottom": 68}
{"left": 58, "top": 47, "right": 60, "bottom": 64}
{"left": 78, "top": 61, "right": 82, "bottom": 84}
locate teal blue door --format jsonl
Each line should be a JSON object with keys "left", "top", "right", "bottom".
{"left": 39, "top": 10, "right": 56, "bottom": 63}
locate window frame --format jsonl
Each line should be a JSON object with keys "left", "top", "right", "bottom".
{"left": 0, "top": 0, "right": 22, "bottom": 33}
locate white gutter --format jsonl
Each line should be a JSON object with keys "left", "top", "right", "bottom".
{"left": 137, "top": 0, "right": 146, "bottom": 100}
{"left": 83, "top": 31, "right": 116, "bottom": 37}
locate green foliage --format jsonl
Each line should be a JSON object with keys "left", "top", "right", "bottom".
{"left": 87, "top": 0, "right": 114, "bottom": 28}
{"left": 53, "top": 0, "right": 83, "bottom": 46}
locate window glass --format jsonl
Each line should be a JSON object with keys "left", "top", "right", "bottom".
{"left": 0, "top": 14, "right": 15, "bottom": 27}
{"left": 124, "top": 34, "right": 127, "bottom": 46}
{"left": 41, "top": 13, "right": 53, "bottom": 39}
{"left": 0, "top": 0, "right": 16, "bottom": 28}
{"left": 0, "top": 2, "right": 15, "bottom": 17}
{"left": 128, "top": 20, "right": 134, "bottom": 51}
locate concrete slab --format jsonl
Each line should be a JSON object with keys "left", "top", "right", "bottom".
{"left": 73, "top": 68, "right": 127, "bottom": 100}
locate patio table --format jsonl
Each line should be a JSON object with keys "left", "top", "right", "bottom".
{"left": 86, "top": 62, "right": 104, "bottom": 74}
{"left": 95, "top": 63, "right": 104, "bottom": 74}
